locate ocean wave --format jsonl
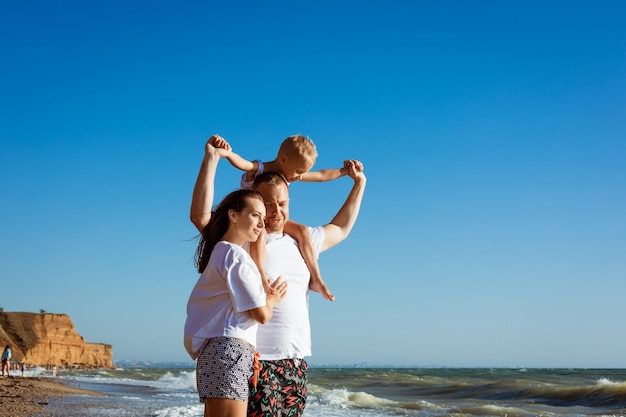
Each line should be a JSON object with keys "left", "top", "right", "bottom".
{"left": 153, "top": 404, "right": 204, "bottom": 417}
{"left": 57, "top": 368, "right": 197, "bottom": 398}
{"left": 43, "top": 367, "right": 626, "bottom": 417}
{"left": 401, "top": 374, "right": 626, "bottom": 409}
{"left": 308, "top": 368, "right": 626, "bottom": 414}
{"left": 480, "top": 378, "right": 626, "bottom": 408}
{"left": 308, "top": 383, "right": 439, "bottom": 414}
{"left": 156, "top": 370, "right": 196, "bottom": 391}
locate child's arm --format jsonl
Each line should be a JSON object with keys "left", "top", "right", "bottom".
{"left": 211, "top": 138, "right": 261, "bottom": 185}
{"left": 249, "top": 229, "right": 274, "bottom": 295}
{"left": 225, "top": 151, "right": 258, "bottom": 173}
{"left": 299, "top": 160, "right": 352, "bottom": 182}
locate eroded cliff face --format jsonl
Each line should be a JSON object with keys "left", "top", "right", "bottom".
{"left": 0, "top": 312, "right": 113, "bottom": 368}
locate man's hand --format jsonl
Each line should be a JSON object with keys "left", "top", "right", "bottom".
{"left": 320, "top": 158, "right": 366, "bottom": 252}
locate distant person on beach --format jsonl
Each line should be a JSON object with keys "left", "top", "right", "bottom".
{"left": 1, "top": 345, "right": 11, "bottom": 377}
{"left": 20, "top": 361, "right": 25, "bottom": 377}
{"left": 184, "top": 188, "right": 288, "bottom": 417}
{"left": 190, "top": 135, "right": 366, "bottom": 417}
{"left": 212, "top": 134, "right": 352, "bottom": 302}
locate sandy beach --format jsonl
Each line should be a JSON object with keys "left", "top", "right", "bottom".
{"left": 0, "top": 376, "right": 102, "bottom": 417}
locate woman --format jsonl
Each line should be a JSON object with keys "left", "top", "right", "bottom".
{"left": 1, "top": 345, "right": 11, "bottom": 377}
{"left": 184, "top": 189, "right": 287, "bottom": 417}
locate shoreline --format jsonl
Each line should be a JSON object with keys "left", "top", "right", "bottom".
{"left": 0, "top": 376, "right": 103, "bottom": 417}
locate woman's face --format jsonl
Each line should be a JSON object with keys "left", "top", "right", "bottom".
{"left": 232, "top": 198, "right": 266, "bottom": 242}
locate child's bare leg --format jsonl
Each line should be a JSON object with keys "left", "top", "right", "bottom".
{"left": 284, "top": 220, "right": 334, "bottom": 301}
{"left": 250, "top": 229, "right": 273, "bottom": 294}
{"left": 302, "top": 238, "right": 334, "bottom": 301}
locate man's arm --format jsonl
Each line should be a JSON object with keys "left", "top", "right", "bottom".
{"left": 189, "top": 135, "right": 230, "bottom": 232}
{"left": 321, "top": 160, "right": 366, "bottom": 252}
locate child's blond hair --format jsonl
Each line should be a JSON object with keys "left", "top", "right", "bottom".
{"left": 277, "top": 134, "right": 318, "bottom": 166}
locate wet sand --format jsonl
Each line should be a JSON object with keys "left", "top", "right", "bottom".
{"left": 0, "top": 376, "right": 102, "bottom": 417}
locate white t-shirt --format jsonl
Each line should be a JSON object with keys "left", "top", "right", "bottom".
{"left": 184, "top": 241, "right": 267, "bottom": 360}
{"left": 255, "top": 226, "right": 324, "bottom": 360}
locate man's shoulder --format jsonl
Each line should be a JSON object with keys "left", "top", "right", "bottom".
{"left": 265, "top": 226, "right": 324, "bottom": 246}
{"left": 308, "top": 225, "right": 323, "bottom": 236}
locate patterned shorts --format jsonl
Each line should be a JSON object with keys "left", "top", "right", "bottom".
{"left": 248, "top": 358, "right": 309, "bottom": 417}
{"left": 196, "top": 336, "right": 255, "bottom": 403}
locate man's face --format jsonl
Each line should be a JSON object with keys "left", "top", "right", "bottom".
{"left": 255, "top": 182, "right": 290, "bottom": 233}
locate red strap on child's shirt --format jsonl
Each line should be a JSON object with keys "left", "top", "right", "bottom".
{"left": 252, "top": 352, "right": 262, "bottom": 389}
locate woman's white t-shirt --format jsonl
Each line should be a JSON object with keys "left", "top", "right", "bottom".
{"left": 184, "top": 241, "right": 267, "bottom": 359}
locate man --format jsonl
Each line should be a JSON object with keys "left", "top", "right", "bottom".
{"left": 190, "top": 135, "right": 366, "bottom": 417}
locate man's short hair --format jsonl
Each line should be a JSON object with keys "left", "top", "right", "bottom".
{"left": 252, "top": 171, "right": 289, "bottom": 190}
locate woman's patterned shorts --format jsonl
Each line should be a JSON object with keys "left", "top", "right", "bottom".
{"left": 196, "top": 336, "right": 255, "bottom": 403}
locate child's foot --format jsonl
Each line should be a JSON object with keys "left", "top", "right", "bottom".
{"left": 309, "top": 277, "right": 335, "bottom": 301}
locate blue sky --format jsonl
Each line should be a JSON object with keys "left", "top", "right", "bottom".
{"left": 1, "top": 1, "right": 625, "bottom": 367}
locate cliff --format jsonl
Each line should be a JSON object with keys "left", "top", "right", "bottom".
{"left": 0, "top": 312, "right": 113, "bottom": 368}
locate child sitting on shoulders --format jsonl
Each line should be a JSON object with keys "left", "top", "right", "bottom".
{"left": 210, "top": 134, "right": 350, "bottom": 301}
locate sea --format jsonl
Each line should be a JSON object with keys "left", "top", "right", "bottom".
{"left": 25, "top": 364, "right": 626, "bottom": 416}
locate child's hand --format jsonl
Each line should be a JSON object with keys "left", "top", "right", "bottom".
{"left": 341, "top": 160, "right": 364, "bottom": 175}
{"left": 344, "top": 159, "right": 365, "bottom": 181}
{"left": 205, "top": 134, "right": 232, "bottom": 158}
{"left": 208, "top": 134, "right": 232, "bottom": 151}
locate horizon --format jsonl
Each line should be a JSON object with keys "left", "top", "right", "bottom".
{"left": 114, "top": 360, "right": 626, "bottom": 370}
{"left": 3, "top": 309, "right": 625, "bottom": 370}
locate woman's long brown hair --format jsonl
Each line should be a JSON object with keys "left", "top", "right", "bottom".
{"left": 194, "top": 189, "right": 264, "bottom": 273}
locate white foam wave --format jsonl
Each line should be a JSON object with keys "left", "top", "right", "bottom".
{"left": 596, "top": 377, "right": 626, "bottom": 386}
{"left": 156, "top": 370, "right": 196, "bottom": 391}
{"left": 59, "top": 369, "right": 196, "bottom": 394}
{"left": 153, "top": 404, "right": 204, "bottom": 417}
{"left": 309, "top": 384, "right": 397, "bottom": 409}
{"left": 306, "top": 383, "right": 440, "bottom": 417}
{"left": 21, "top": 366, "right": 49, "bottom": 377}
{"left": 596, "top": 377, "right": 626, "bottom": 394}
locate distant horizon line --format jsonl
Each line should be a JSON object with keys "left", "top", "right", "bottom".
{"left": 111, "top": 360, "right": 626, "bottom": 370}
